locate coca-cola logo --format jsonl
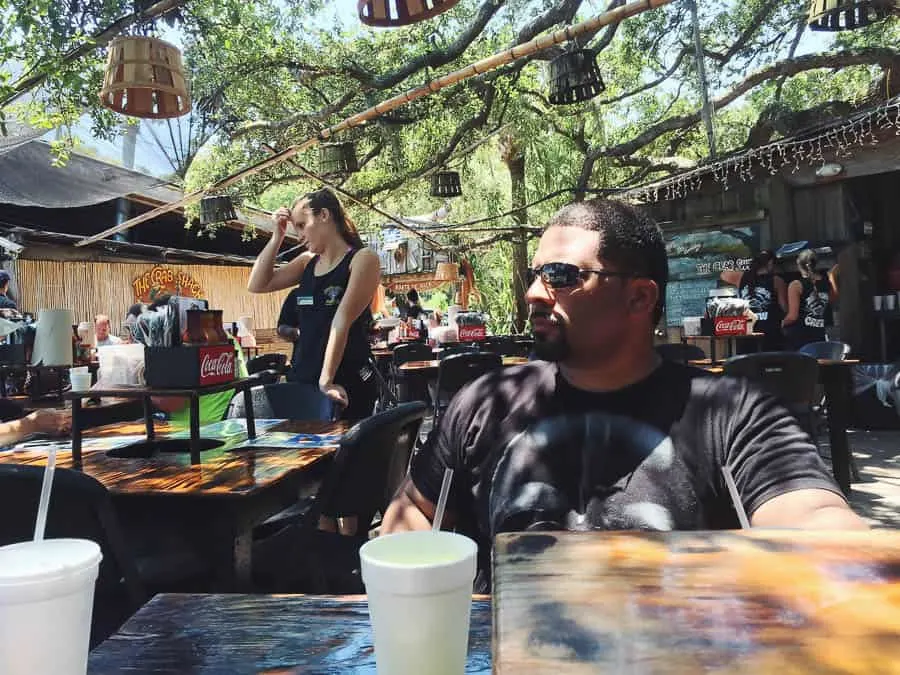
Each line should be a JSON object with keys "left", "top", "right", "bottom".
{"left": 459, "top": 325, "right": 487, "bottom": 342}
{"left": 714, "top": 317, "right": 747, "bottom": 335}
{"left": 199, "top": 347, "right": 235, "bottom": 384}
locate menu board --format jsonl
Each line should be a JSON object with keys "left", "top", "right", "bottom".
{"left": 664, "top": 223, "right": 761, "bottom": 327}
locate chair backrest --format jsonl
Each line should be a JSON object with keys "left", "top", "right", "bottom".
{"left": 247, "top": 353, "right": 287, "bottom": 376}
{"left": 439, "top": 344, "right": 479, "bottom": 359}
{"left": 310, "top": 401, "right": 427, "bottom": 531}
{"left": 226, "top": 382, "right": 334, "bottom": 421}
{"left": 0, "top": 465, "right": 145, "bottom": 641}
{"left": 799, "top": 341, "right": 850, "bottom": 361}
{"left": 436, "top": 352, "right": 502, "bottom": 401}
{"left": 723, "top": 352, "right": 819, "bottom": 407}
{"left": 484, "top": 336, "right": 532, "bottom": 357}
{"left": 392, "top": 342, "right": 434, "bottom": 367}
{"left": 656, "top": 342, "right": 707, "bottom": 364}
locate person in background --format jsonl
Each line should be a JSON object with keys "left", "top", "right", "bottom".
{"left": 782, "top": 249, "right": 835, "bottom": 350}
{"left": 94, "top": 314, "right": 123, "bottom": 346}
{"left": 123, "top": 304, "right": 145, "bottom": 343}
{"left": 406, "top": 288, "right": 423, "bottom": 321}
{"left": 0, "top": 271, "right": 17, "bottom": 310}
{"left": 721, "top": 250, "right": 787, "bottom": 352}
{"left": 248, "top": 188, "right": 380, "bottom": 420}
{"left": 277, "top": 288, "right": 301, "bottom": 375}
{"left": 383, "top": 198, "right": 864, "bottom": 590}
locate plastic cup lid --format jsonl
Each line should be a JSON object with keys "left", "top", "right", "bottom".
{"left": 0, "top": 539, "right": 101, "bottom": 586}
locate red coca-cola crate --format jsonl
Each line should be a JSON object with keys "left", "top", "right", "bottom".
{"left": 713, "top": 316, "right": 748, "bottom": 336}
{"left": 144, "top": 344, "right": 236, "bottom": 389}
{"left": 458, "top": 325, "right": 487, "bottom": 343}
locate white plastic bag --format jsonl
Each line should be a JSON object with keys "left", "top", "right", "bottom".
{"left": 95, "top": 344, "right": 145, "bottom": 389}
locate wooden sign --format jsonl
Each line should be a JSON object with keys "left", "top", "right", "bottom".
{"left": 384, "top": 271, "right": 450, "bottom": 294}
{"left": 132, "top": 265, "right": 203, "bottom": 303}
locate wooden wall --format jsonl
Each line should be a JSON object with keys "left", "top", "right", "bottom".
{"left": 14, "top": 259, "right": 290, "bottom": 334}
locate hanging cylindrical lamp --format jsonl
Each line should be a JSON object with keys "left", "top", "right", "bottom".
{"left": 548, "top": 48, "right": 605, "bottom": 105}
{"left": 99, "top": 36, "right": 191, "bottom": 119}
{"left": 430, "top": 171, "right": 462, "bottom": 198}
{"left": 319, "top": 142, "right": 359, "bottom": 176}
{"left": 807, "top": 0, "right": 898, "bottom": 30}
{"left": 435, "top": 261, "right": 460, "bottom": 281}
{"left": 199, "top": 196, "right": 237, "bottom": 226}
{"left": 358, "top": 0, "right": 460, "bottom": 27}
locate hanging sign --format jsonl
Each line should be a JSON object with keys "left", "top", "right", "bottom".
{"left": 384, "top": 271, "right": 453, "bottom": 294}
{"left": 132, "top": 265, "right": 204, "bottom": 303}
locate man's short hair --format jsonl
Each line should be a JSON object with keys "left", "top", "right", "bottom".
{"left": 546, "top": 199, "right": 668, "bottom": 323}
{"left": 95, "top": 314, "right": 110, "bottom": 324}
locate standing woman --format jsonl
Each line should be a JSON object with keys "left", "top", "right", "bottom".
{"left": 782, "top": 249, "right": 834, "bottom": 350}
{"left": 722, "top": 250, "right": 787, "bottom": 352}
{"left": 248, "top": 188, "right": 381, "bottom": 420}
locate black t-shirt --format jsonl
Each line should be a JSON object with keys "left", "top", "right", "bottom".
{"left": 410, "top": 361, "right": 841, "bottom": 585}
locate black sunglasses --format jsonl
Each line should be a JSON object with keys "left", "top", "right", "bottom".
{"left": 526, "top": 262, "right": 633, "bottom": 289}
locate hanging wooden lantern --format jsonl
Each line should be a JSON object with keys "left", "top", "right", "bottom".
{"left": 430, "top": 171, "right": 462, "bottom": 198}
{"left": 199, "top": 196, "right": 237, "bottom": 226}
{"left": 99, "top": 36, "right": 191, "bottom": 119}
{"left": 808, "top": 0, "right": 898, "bottom": 30}
{"left": 435, "top": 262, "right": 460, "bottom": 281}
{"left": 548, "top": 49, "right": 605, "bottom": 105}
{"left": 358, "top": 0, "right": 460, "bottom": 27}
{"left": 319, "top": 142, "right": 359, "bottom": 176}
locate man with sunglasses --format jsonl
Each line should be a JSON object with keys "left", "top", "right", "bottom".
{"left": 383, "top": 199, "right": 864, "bottom": 589}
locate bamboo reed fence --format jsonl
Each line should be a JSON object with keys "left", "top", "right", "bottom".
{"left": 16, "top": 259, "right": 286, "bottom": 334}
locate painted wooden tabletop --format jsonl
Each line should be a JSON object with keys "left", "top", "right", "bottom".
{"left": 0, "top": 419, "right": 348, "bottom": 497}
{"left": 88, "top": 594, "right": 493, "bottom": 674}
{"left": 493, "top": 530, "right": 900, "bottom": 674}
{"left": 398, "top": 356, "right": 529, "bottom": 372}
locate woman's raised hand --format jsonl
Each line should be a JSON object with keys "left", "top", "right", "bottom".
{"left": 272, "top": 207, "right": 292, "bottom": 241}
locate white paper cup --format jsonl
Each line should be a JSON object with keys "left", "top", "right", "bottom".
{"left": 887, "top": 295, "right": 897, "bottom": 311}
{"left": 70, "top": 372, "right": 92, "bottom": 392}
{"left": 361, "top": 531, "right": 477, "bottom": 675}
{"left": 0, "top": 539, "right": 101, "bottom": 675}
{"left": 875, "top": 295, "right": 884, "bottom": 311}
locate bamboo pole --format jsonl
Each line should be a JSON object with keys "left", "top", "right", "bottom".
{"left": 74, "top": 0, "right": 673, "bottom": 248}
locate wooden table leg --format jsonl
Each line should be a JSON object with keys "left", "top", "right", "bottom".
{"left": 821, "top": 364, "right": 854, "bottom": 496}
{"left": 143, "top": 396, "right": 155, "bottom": 440}
{"left": 71, "top": 397, "right": 83, "bottom": 466}
{"left": 709, "top": 338, "right": 717, "bottom": 364}
{"left": 189, "top": 393, "right": 201, "bottom": 465}
{"left": 243, "top": 385, "right": 256, "bottom": 440}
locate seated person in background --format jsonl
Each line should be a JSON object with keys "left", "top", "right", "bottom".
{"left": 383, "top": 199, "right": 865, "bottom": 590}
{"left": 148, "top": 296, "right": 249, "bottom": 425}
{"left": 123, "top": 303, "right": 145, "bottom": 343}
{"left": 0, "top": 271, "right": 17, "bottom": 310}
{"left": 0, "top": 398, "right": 70, "bottom": 448}
{"left": 277, "top": 288, "right": 301, "bottom": 377}
{"left": 94, "top": 314, "right": 123, "bottom": 346}
{"left": 406, "top": 288, "right": 423, "bottom": 321}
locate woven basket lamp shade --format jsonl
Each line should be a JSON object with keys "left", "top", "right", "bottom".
{"left": 100, "top": 36, "right": 191, "bottom": 119}
{"left": 808, "top": 0, "right": 898, "bottom": 30}
{"left": 435, "top": 262, "right": 460, "bottom": 281}
{"left": 358, "top": 0, "right": 460, "bottom": 27}
{"left": 430, "top": 171, "right": 462, "bottom": 198}
{"left": 199, "top": 196, "right": 237, "bottom": 226}
{"left": 548, "top": 49, "right": 605, "bottom": 105}
{"left": 319, "top": 142, "right": 359, "bottom": 176}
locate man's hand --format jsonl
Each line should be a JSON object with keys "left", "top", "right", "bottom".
{"left": 25, "top": 409, "right": 71, "bottom": 437}
{"left": 319, "top": 382, "right": 348, "bottom": 412}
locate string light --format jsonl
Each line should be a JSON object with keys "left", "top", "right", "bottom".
{"left": 627, "top": 97, "right": 900, "bottom": 203}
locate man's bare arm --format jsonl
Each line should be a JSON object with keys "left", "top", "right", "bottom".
{"left": 751, "top": 488, "right": 868, "bottom": 529}
{"left": 382, "top": 478, "right": 456, "bottom": 533}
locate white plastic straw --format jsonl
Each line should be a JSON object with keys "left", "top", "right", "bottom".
{"left": 33, "top": 446, "right": 57, "bottom": 541}
{"left": 432, "top": 468, "right": 454, "bottom": 532}
{"left": 721, "top": 465, "right": 750, "bottom": 529}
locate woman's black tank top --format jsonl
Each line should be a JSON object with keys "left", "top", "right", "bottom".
{"left": 290, "top": 249, "right": 373, "bottom": 384}
{"left": 798, "top": 277, "right": 831, "bottom": 330}
{"left": 738, "top": 271, "right": 779, "bottom": 324}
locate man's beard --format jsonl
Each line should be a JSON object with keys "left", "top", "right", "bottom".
{"left": 531, "top": 315, "right": 570, "bottom": 362}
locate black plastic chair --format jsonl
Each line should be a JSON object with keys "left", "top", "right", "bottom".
{"left": 226, "top": 382, "right": 334, "bottom": 421}
{"left": 799, "top": 341, "right": 851, "bottom": 361}
{"left": 439, "top": 343, "right": 479, "bottom": 359}
{"left": 253, "top": 401, "right": 428, "bottom": 593}
{"left": 723, "top": 352, "right": 819, "bottom": 437}
{"left": 0, "top": 465, "right": 146, "bottom": 646}
{"left": 247, "top": 353, "right": 287, "bottom": 377}
{"left": 391, "top": 343, "right": 433, "bottom": 404}
{"left": 656, "top": 342, "right": 707, "bottom": 364}
{"left": 433, "top": 352, "right": 502, "bottom": 425}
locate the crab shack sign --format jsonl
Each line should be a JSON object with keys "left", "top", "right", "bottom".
{"left": 132, "top": 266, "right": 203, "bottom": 303}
